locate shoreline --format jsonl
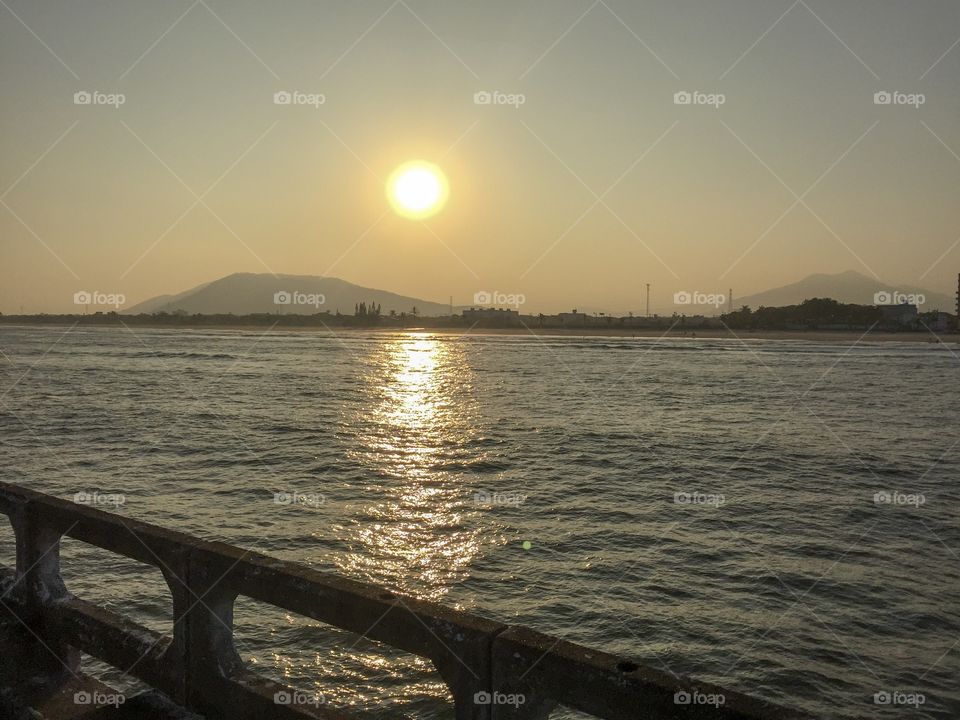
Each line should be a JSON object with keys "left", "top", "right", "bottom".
{"left": 2, "top": 321, "right": 957, "bottom": 344}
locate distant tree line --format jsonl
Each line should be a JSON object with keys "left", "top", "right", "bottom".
{"left": 354, "top": 301, "right": 381, "bottom": 317}
{"left": 720, "top": 298, "right": 882, "bottom": 329}
{"left": 1, "top": 297, "right": 952, "bottom": 332}
{"left": 353, "top": 301, "right": 381, "bottom": 325}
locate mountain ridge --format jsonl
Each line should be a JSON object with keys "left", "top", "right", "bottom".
{"left": 732, "top": 270, "right": 954, "bottom": 313}
{"left": 124, "top": 273, "right": 453, "bottom": 316}
{"left": 124, "top": 270, "right": 956, "bottom": 317}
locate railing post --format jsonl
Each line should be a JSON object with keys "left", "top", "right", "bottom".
{"left": 4, "top": 501, "right": 81, "bottom": 689}
{"left": 437, "top": 649, "right": 494, "bottom": 720}
{"left": 158, "top": 545, "right": 192, "bottom": 706}
{"left": 179, "top": 549, "right": 242, "bottom": 716}
{"left": 488, "top": 628, "right": 559, "bottom": 720}
{"left": 11, "top": 503, "right": 69, "bottom": 605}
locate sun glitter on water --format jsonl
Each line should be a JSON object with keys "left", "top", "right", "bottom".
{"left": 387, "top": 161, "right": 449, "bottom": 219}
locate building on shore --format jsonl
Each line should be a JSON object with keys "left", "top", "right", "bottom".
{"left": 923, "top": 311, "right": 954, "bottom": 333}
{"left": 558, "top": 310, "right": 589, "bottom": 326}
{"left": 878, "top": 303, "right": 918, "bottom": 328}
{"left": 462, "top": 307, "right": 521, "bottom": 325}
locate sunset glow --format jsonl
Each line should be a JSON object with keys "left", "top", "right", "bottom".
{"left": 387, "top": 162, "right": 448, "bottom": 219}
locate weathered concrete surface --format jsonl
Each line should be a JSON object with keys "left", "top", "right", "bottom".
{"left": 0, "top": 672, "right": 111, "bottom": 720}
{"left": 1, "top": 569, "right": 81, "bottom": 714}
{"left": 489, "top": 625, "right": 803, "bottom": 719}
{"left": 0, "top": 482, "right": 808, "bottom": 720}
{"left": 74, "top": 692, "right": 205, "bottom": 719}
{"left": 0, "top": 600, "right": 200, "bottom": 719}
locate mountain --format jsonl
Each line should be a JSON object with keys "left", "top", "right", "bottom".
{"left": 127, "top": 281, "right": 215, "bottom": 314}
{"left": 734, "top": 270, "right": 955, "bottom": 312}
{"left": 124, "top": 273, "right": 453, "bottom": 316}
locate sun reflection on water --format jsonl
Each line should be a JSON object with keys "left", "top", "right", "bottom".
{"left": 334, "top": 333, "right": 484, "bottom": 604}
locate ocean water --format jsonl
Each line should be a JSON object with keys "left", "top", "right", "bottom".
{"left": 0, "top": 325, "right": 958, "bottom": 719}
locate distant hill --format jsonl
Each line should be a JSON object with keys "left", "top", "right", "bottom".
{"left": 124, "top": 273, "right": 453, "bottom": 316}
{"left": 734, "top": 270, "right": 955, "bottom": 312}
{"left": 128, "top": 280, "right": 215, "bottom": 314}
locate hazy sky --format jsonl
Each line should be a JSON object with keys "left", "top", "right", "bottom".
{"left": 2, "top": 0, "right": 959, "bottom": 314}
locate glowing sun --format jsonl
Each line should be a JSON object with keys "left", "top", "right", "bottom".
{"left": 387, "top": 161, "right": 449, "bottom": 219}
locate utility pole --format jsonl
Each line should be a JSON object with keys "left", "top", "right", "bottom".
{"left": 728, "top": 289, "right": 733, "bottom": 313}
{"left": 646, "top": 283, "right": 650, "bottom": 317}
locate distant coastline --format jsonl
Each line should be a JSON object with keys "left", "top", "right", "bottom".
{"left": 1, "top": 316, "right": 956, "bottom": 344}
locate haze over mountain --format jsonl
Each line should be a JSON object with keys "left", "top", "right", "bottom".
{"left": 123, "top": 269, "right": 956, "bottom": 318}
{"left": 732, "top": 270, "right": 954, "bottom": 312}
{"left": 125, "top": 273, "right": 453, "bottom": 316}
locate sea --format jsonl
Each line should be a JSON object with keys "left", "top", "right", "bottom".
{"left": 0, "top": 325, "right": 958, "bottom": 719}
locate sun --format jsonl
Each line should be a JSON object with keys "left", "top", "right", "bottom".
{"left": 387, "top": 161, "right": 449, "bottom": 219}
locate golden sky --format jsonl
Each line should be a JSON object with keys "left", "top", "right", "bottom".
{"left": 2, "top": 0, "right": 959, "bottom": 313}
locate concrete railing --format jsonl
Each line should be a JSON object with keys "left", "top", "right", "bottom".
{"left": 0, "top": 482, "right": 803, "bottom": 719}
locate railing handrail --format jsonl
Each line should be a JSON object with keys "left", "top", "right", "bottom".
{"left": 0, "top": 482, "right": 805, "bottom": 719}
